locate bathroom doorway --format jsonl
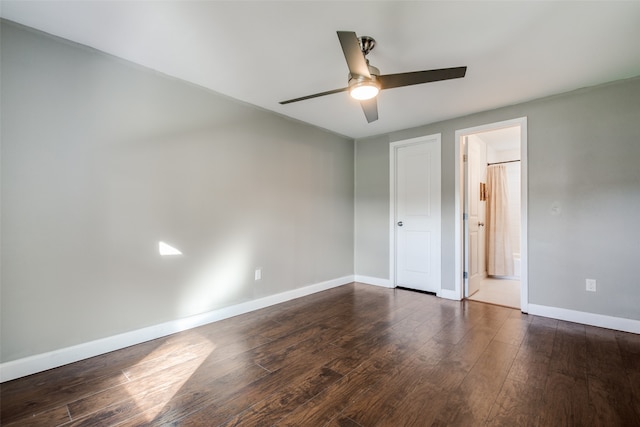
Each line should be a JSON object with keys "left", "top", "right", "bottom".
{"left": 454, "top": 118, "right": 528, "bottom": 312}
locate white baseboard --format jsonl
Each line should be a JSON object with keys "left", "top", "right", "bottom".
{"left": 528, "top": 304, "right": 640, "bottom": 334}
{"left": 0, "top": 275, "right": 354, "bottom": 383}
{"left": 438, "top": 288, "right": 462, "bottom": 301}
{"left": 354, "top": 275, "right": 393, "bottom": 288}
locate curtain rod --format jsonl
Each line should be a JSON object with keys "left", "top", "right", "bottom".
{"left": 487, "top": 159, "right": 520, "bottom": 166}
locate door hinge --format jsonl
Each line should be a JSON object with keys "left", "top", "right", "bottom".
{"left": 463, "top": 154, "right": 468, "bottom": 162}
{"left": 463, "top": 272, "right": 468, "bottom": 279}
{"left": 463, "top": 213, "right": 468, "bottom": 220}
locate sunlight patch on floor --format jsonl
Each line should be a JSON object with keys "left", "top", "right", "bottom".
{"left": 123, "top": 334, "right": 216, "bottom": 422}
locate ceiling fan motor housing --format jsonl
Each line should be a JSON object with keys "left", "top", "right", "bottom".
{"left": 348, "top": 63, "right": 380, "bottom": 81}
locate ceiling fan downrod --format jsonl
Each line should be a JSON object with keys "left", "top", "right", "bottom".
{"left": 358, "top": 36, "right": 376, "bottom": 57}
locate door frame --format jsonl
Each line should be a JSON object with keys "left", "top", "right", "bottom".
{"left": 389, "top": 133, "right": 442, "bottom": 295}
{"left": 454, "top": 118, "right": 529, "bottom": 312}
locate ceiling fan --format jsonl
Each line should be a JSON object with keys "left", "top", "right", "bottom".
{"left": 280, "top": 31, "right": 467, "bottom": 123}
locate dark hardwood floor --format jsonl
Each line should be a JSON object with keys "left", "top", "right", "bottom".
{"left": 2, "top": 282, "right": 639, "bottom": 426}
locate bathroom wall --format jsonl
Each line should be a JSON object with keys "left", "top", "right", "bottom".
{"left": 505, "top": 162, "right": 521, "bottom": 260}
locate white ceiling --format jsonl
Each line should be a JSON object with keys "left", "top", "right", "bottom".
{"left": 2, "top": 1, "right": 639, "bottom": 139}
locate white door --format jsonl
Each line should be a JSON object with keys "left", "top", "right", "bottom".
{"left": 466, "top": 136, "right": 486, "bottom": 296}
{"left": 393, "top": 137, "right": 441, "bottom": 293}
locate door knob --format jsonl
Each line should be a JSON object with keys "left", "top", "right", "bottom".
{"left": 397, "top": 221, "right": 403, "bottom": 227}
{"left": 478, "top": 222, "right": 485, "bottom": 227}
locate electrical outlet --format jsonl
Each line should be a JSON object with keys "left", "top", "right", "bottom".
{"left": 586, "top": 279, "right": 596, "bottom": 292}
{"left": 254, "top": 268, "right": 262, "bottom": 281}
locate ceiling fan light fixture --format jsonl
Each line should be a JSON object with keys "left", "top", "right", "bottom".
{"left": 350, "top": 82, "right": 379, "bottom": 100}
{"left": 349, "top": 77, "right": 380, "bottom": 100}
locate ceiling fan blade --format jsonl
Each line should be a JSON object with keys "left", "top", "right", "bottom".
{"left": 378, "top": 66, "right": 467, "bottom": 90}
{"left": 337, "top": 31, "right": 371, "bottom": 78}
{"left": 360, "top": 98, "right": 378, "bottom": 123}
{"left": 279, "top": 87, "right": 348, "bottom": 105}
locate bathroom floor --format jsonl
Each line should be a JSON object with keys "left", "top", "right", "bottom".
{"left": 467, "top": 277, "right": 520, "bottom": 309}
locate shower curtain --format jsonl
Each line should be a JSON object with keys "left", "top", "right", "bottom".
{"left": 486, "top": 164, "right": 513, "bottom": 276}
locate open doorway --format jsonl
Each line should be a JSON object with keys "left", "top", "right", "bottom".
{"left": 454, "top": 118, "right": 528, "bottom": 312}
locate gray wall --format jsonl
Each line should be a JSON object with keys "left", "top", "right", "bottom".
{"left": 355, "top": 76, "right": 640, "bottom": 321}
{"left": 1, "top": 21, "right": 354, "bottom": 362}
{"left": 354, "top": 136, "right": 390, "bottom": 278}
